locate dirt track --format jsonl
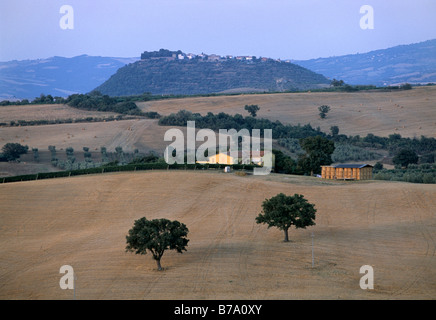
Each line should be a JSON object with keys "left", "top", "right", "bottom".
{"left": 0, "top": 171, "right": 434, "bottom": 299}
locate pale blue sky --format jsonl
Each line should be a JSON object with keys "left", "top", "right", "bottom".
{"left": 1, "top": 0, "right": 436, "bottom": 61}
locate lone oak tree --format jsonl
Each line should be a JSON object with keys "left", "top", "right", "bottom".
{"left": 256, "top": 193, "right": 316, "bottom": 242}
{"left": 126, "top": 217, "right": 189, "bottom": 271}
{"left": 244, "top": 104, "right": 260, "bottom": 117}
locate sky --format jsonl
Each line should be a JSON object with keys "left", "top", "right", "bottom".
{"left": 1, "top": 0, "right": 436, "bottom": 62}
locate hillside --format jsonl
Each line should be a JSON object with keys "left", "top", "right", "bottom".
{"left": 0, "top": 55, "right": 138, "bottom": 100}
{"left": 0, "top": 171, "right": 434, "bottom": 299}
{"left": 1, "top": 86, "right": 435, "bottom": 177}
{"left": 139, "top": 86, "right": 436, "bottom": 139}
{"left": 94, "top": 50, "right": 330, "bottom": 96}
{"left": 294, "top": 39, "right": 436, "bottom": 86}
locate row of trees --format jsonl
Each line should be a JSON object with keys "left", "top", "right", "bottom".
{"left": 0, "top": 94, "right": 66, "bottom": 106}
{"left": 158, "top": 107, "right": 435, "bottom": 161}
{"left": 65, "top": 93, "right": 142, "bottom": 115}
{"left": 158, "top": 109, "right": 325, "bottom": 140}
{"left": 0, "top": 142, "right": 160, "bottom": 167}
{"left": 65, "top": 92, "right": 161, "bottom": 118}
{"left": 329, "top": 78, "right": 412, "bottom": 92}
{"left": 4, "top": 115, "right": 125, "bottom": 127}
{"left": 126, "top": 192, "right": 316, "bottom": 270}
{"left": 374, "top": 163, "right": 436, "bottom": 184}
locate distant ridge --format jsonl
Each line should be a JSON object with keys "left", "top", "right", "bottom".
{"left": 94, "top": 49, "right": 330, "bottom": 96}
{"left": 0, "top": 55, "right": 138, "bottom": 100}
{"left": 293, "top": 39, "right": 436, "bottom": 86}
{"left": 2, "top": 39, "right": 436, "bottom": 100}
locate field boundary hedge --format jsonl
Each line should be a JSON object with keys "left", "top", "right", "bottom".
{"left": 0, "top": 163, "right": 259, "bottom": 184}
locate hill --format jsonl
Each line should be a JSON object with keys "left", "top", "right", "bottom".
{"left": 94, "top": 50, "right": 330, "bottom": 96}
{"left": 293, "top": 39, "right": 436, "bottom": 86}
{"left": 0, "top": 170, "right": 434, "bottom": 299}
{"left": 139, "top": 85, "right": 436, "bottom": 139}
{"left": 1, "top": 86, "right": 435, "bottom": 176}
{"left": 0, "top": 55, "right": 138, "bottom": 100}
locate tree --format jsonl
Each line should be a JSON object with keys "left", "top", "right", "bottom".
{"left": 126, "top": 217, "right": 189, "bottom": 271}
{"left": 393, "top": 149, "right": 418, "bottom": 168}
{"left": 330, "top": 126, "right": 339, "bottom": 137}
{"left": 32, "top": 148, "right": 39, "bottom": 162}
{"left": 331, "top": 79, "right": 345, "bottom": 87}
{"left": 373, "top": 162, "right": 383, "bottom": 171}
{"left": 256, "top": 193, "right": 316, "bottom": 242}
{"left": 83, "top": 147, "right": 92, "bottom": 162}
{"left": 400, "top": 83, "right": 412, "bottom": 90}
{"left": 65, "top": 147, "right": 75, "bottom": 163}
{"left": 272, "top": 149, "right": 297, "bottom": 174}
{"left": 298, "top": 136, "right": 335, "bottom": 175}
{"left": 1, "top": 143, "right": 28, "bottom": 161}
{"left": 318, "top": 105, "right": 331, "bottom": 119}
{"left": 244, "top": 104, "right": 260, "bottom": 117}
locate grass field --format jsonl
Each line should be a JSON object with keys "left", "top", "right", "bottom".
{"left": 0, "top": 170, "right": 434, "bottom": 299}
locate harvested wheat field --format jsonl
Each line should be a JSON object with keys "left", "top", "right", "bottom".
{"left": 0, "top": 104, "right": 118, "bottom": 124}
{"left": 0, "top": 119, "right": 170, "bottom": 154}
{"left": 0, "top": 170, "right": 435, "bottom": 300}
{"left": 139, "top": 86, "right": 436, "bottom": 138}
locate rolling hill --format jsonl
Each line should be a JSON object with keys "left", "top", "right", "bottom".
{"left": 0, "top": 170, "right": 435, "bottom": 299}
{"left": 94, "top": 50, "right": 331, "bottom": 96}
{"left": 293, "top": 39, "right": 436, "bottom": 86}
{"left": 0, "top": 55, "right": 138, "bottom": 100}
{"left": 2, "top": 39, "right": 436, "bottom": 100}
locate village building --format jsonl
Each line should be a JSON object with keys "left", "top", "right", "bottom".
{"left": 207, "top": 54, "right": 221, "bottom": 61}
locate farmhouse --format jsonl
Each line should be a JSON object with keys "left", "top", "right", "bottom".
{"left": 321, "top": 164, "right": 373, "bottom": 180}
{"left": 197, "top": 151, "right": 274, "bottom": 167}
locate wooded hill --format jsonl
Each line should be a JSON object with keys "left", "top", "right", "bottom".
{"left": 94, "top": 50, "right": 330, "bottom": 96}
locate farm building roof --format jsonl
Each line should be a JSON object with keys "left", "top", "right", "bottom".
{"left": 332, "top": 164, "right": 373, "bottom": 169}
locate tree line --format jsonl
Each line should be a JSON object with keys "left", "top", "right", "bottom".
{"left": 157, "top": 108, "right": 436, "bottom": 166}
{"left": 158, "top": 109, "right": 325, "bottom": 140}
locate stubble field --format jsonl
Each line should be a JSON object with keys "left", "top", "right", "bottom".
{"left": 139, "top": 86, "right": 436, "bottom": 138}
{"left": 0, "top": 170, "right": 434, "bottom": 299}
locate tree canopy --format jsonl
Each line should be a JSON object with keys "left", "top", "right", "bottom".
{"left": 256, "top": 193, "right": 316, "bottom": 242}
{"left": 244, "top": 104, "right": 260, "bottom": 117}
{"left": 298, "top": 136, "right": 335, "bottom": 175}
{"left": 393, "top": 149, "right": 419, "bottom": 168}
{"left": 1, "top": 143, "right": 29, "bottom": 161}
{"left": 125, "top": 217, "right": 189, "bottom": 271}
{"left": 318, "top": 105, "right": 331, "bottom": 119}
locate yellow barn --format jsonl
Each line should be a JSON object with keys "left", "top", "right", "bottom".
{"left": 321, "top": 164, "right": 373, "bottom": 180}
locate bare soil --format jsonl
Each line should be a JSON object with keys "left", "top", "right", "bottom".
{"left": 0, "top": 171, "right": 434, "bottom": 300}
